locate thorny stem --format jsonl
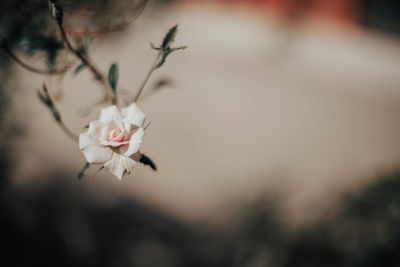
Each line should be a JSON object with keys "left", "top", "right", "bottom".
{"left": 2, "top": 42, "right": 68, "bottom": 75}
{"left": 57, "top": 22, "right": 116, "bottom": 105}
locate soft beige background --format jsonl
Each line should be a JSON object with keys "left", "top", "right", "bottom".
{"left": 9, "top": 3, "right": 400, "bottom": 226}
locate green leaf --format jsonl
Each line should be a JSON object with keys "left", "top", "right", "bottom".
{"left": 78, "top": 162, "right": 91, "bottom": 180}
{"left": 162, "top": 25, "right": 178, "bottom": 50}
{"left": 51, "top": 108, "right": 61, "bottom": 123}
{"left": 74, "top": 63, "right": 86, "bottom": 75}
{"left": 139, "top": 154, "right": 157, "bottom": 171}
{"left": 108, "top": 63, "right": 118, "bottom": 91}
{"left": 37, "top": 90, "right": 51, "bottom": 107}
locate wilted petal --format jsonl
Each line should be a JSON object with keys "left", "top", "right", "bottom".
{"left": 99, "top": 105, "right": 122, "bottom": 122}
{"left": 121, "top": 103, "right": 145, "bottom": 127}
{"left": 81, "top": 146, "right": 113, "bottom": 164}
{"left": 120, "top": 127, "right": 144, "bottom": 157}
{"left": 104, "top": 153, "right": 138, "bottom": 180}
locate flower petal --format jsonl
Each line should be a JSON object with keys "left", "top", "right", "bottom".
{"left": 99, "top": 105, "right": 121, "bottom": 122}
{"left": 87, "top": 120, "right": 104, "bottom": 143}
{"left": 121, "top": 103, "right": 145, "bottom": 127}
{"left": 79, "top": 132, "right": 94, "bottom": 150}
{"left": 81, "top": 145, "right": 113, "bottom": 164}
{"left": 120, "top": 127, "right": 144, "bottom": 156}
{"left": 104, "top": 153, "right": 138, "bottom": 180}
{"left": 100, "top": 140, "right": 130, "bottom": 147}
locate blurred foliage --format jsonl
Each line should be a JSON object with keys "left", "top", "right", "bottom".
{"left": 0, "top": 0, "right": 60, "bottom": 68}
{"left": 0, "top": 0, "right": 148, "bottom": 70}
{"left": 0, "top": 172, "right": 234, "bottom": 267}
{"left": 2, "top": 170, "right": 400, "bottom": 266}
{"left": 361, "top": 0, "right": 400, "bottom": 35}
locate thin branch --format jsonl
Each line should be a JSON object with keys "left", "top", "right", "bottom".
{"left": 2, "top": 42, "right": 68, "bottom": 75}
{"left": 132, "top": 25, "right": 186, "bottom": 103}
{"left": 58, "top": 120, "right": 79, "bottom": 142}
{"left": 57, "top": 22, "right": 116, "bottom": 105}
{"left": 41, "top": 83, "right": 79, "bottom": 142}
{"left": 133, "top": 64, "right": 156, "bottom": 103}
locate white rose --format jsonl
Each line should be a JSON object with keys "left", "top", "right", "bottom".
{"left": 79, "top": 103, "right": 146, "bottom": 180}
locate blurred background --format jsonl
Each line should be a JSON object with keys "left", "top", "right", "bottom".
{"left": 1, "top": 0, "right": 400, "bottom": 266}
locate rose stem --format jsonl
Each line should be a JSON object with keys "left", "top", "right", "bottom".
{"left": 56, "top": 21, "right": 116, "bottom": 105}
{"left": 43, "top": 84, "right": 79, "bottom": 142}
{"left": 2, "top": 42, "right": 68, "bottom": 75}
{"left": 133, "top": 60, "right": 157, "bottom": 103}
{"left": 58, "top": 120, "right": 79, "bottom": 142}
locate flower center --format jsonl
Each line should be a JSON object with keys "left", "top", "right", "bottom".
{"left": 107, "top": 126, "right": 124, "bottom": 142}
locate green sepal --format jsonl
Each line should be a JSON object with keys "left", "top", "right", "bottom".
{"left": 78, "top": 162, "right": 91, "bottom": 180}
{"left": 139, "top": 154, "right": 157, "bottom": 171}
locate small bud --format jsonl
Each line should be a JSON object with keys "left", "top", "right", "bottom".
{"left": 48, "top": 0, "right": 63, "bottom": 24}
{"left": 161, "top": 25, "right": 178, "bottom": 51}
{"left": 152, "top": 25, "right": 186, "bottom": 70}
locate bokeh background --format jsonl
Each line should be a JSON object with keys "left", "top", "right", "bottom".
{"left": 1, "top": 0, "right": 400, "bottom": 266}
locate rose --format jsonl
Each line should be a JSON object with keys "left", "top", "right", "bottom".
{"left": 79, "top": 103, "right": 145, "bottom": 180}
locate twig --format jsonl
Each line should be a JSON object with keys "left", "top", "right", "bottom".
{"left": 57, "top": 22, "right": 116, "bottom": 105}
{"left": 58, "top": 120, "right": 79, "bottom": 142}
{"left": 132, "top": 25, "right": 186, "bottom": 103}
{"left": 40, "top": 83, "right": 79, "bottom": 142}
{"left": 133, "top": 64, "right": 156, "bottom": 103}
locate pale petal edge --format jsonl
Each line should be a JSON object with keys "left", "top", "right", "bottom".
{"left": 122, "top": 103, "right": 146, "bottom": 127}
{"left": 121, "top": 127, "right": 145, "bottom": 157}
{"left": 81, "top": 145, "right": 113, "bottom": 164}
{"left": 99, "top": 105, "right": 121, "bottom": 122}
{"left": 104, "top": 153, "right": 138, "bottom": 180}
